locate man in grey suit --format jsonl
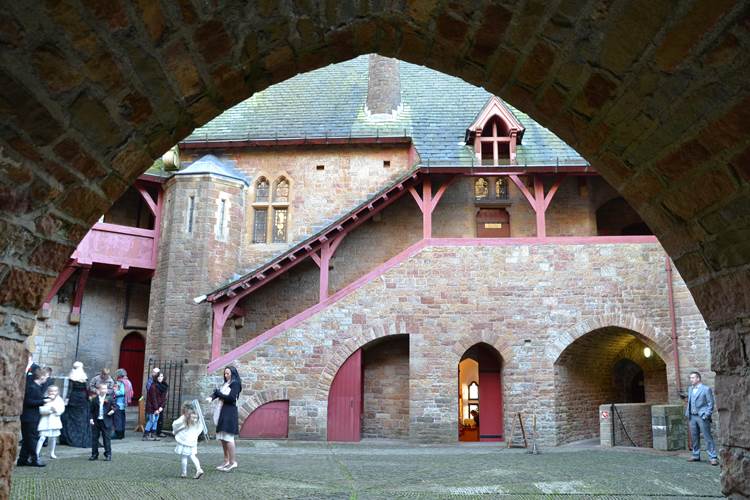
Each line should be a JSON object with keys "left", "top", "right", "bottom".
{"left": 685, "top": 371, "right": 718, "bottom": 465}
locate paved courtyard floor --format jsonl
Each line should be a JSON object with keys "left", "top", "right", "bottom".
{"left": 11, "top": 437, "right": 722, "bottom": 499}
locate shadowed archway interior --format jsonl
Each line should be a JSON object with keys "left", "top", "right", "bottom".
{"left": 0, "top": 1, "right": 748, "bottom": 496}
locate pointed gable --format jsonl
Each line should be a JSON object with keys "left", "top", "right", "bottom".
{"left": 465, "top": 96, "right": 525, "bottom": 144}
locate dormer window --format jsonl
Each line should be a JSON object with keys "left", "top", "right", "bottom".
{"left": 466, "top": 96, "right": 524, "bottom": 166}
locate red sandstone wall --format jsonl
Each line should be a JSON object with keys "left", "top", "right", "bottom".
{"left": 215, "top": 243, "right": 709, "bottom": 445}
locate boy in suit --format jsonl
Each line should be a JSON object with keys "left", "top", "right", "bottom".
{"left": 89, "top": 383, "right": 116, "bottom": 461}
{"left": 685, "top": 371, "right": 718, "bottom": 465}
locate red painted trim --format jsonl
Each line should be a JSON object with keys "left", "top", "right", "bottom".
{"left": 422, "top": 177, "right": 432, "bottom": 239}
{"left": 134, "top": 181, "right": 158, "bottom": 216}
{"left": 206, "top": 235, "right": 660, "bottom": 371}
{"left": 181, "top": 136, "right": 412, "bottom": 150}
{"left": 41, "top": 264, "right": 77, "bottom": 312}
{"left": 69, "top": 267, "right": 90, "bottom": 323}
{"left": 137, "top": 173, "right": 167, "bottom": 184}
{"left": 151, "top": 188, "right": 163, "bottom": 269}
{"left": 429, "top": 236, "right": 659, "bottom": 246}
{"left": 88, "top": 222, "right": 156, "bottom": 238}
{"left": 665, "top": 256, "right": 682, "bottom": 395}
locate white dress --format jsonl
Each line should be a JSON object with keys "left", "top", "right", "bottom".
{"left": 38, "top": 397, "right": 65, "bottom": 438}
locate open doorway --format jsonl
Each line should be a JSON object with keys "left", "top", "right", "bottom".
{"left": 458, "top": 343, "right": 503, "bottom": 442}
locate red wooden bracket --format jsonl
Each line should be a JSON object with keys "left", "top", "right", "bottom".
{"left": 39, "top": 263, "right": 77, "bottom": 319}
{"left": 69, "top": 266, "right": 90, "bottom": 325}
{"left": 134, "top": 181, "right": 158, "bottom": 216}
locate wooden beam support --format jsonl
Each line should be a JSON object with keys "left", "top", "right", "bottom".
{"left": 508, "top": 174, "right": 565, "bottom": 238}
{"left": 69, "top": 266, "right": 90, "bottom": 325}
{"left": 134, "top": 181, "right": 158, "bottom": 216}
{"left": 211, "top": 296, "right": 240, "bottom": 361}
{"left": 39, "top": 264, "right": 77, "bottom": 319}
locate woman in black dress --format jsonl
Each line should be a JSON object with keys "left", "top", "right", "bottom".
{"left": 60, "top": 361, "right": 92, "bottom": 448}
{"left": 209, "top": 366, "right": 242, "bottom": 472}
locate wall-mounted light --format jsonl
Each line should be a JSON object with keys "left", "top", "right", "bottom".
{"left": 643, "top": 347, "right": 652, "bottom": 358}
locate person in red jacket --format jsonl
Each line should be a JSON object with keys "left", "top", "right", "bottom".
{"left": 142, "top": 372, "right": 168, "bottom": 441}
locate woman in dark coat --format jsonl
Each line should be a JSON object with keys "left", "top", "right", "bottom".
{"left": 210, "top": 366, "right": 241, "bottom": 472}
{"left": 143, "top": 372, "right": 168, "bottom": 441}
{"left": 60, "top": 362, "right": 92, "bottom": 448}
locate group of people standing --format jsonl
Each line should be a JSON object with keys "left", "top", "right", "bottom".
{"left": 17, "top": 358, "right": 136, "bottom": 467}
{"left": 18, "top": 356, "right": 244, "bottom": 480}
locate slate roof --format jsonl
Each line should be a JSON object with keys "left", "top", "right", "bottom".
{"left": 174, "top": 154, "right": 249, "bottom": 185}
{"left": 184, "top": 55, "right": 588, "bottom": 168}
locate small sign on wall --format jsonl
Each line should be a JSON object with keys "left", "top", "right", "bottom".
{"left": 601, "top": 410, "right": 610, "bottom": 420}
{"left": 484, "top": 223, "right": 503, "bottom": 229}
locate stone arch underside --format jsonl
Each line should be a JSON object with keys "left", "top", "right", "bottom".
{"left": 553, "top": 325, "right": 671, "bottom": 445}
{"left": 0, "top": 2, "right": 748, "bottom": 496}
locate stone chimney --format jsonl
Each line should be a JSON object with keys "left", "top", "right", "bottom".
{"left": 366, "top": 54, "right": 401, "bottom": 116}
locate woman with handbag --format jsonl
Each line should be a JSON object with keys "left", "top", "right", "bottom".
{"left": 208, "top": 366, "right": 242, "bottom": 472}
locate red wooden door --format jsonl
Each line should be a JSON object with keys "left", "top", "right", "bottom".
{"left": 118, "top": 332, "right": 145, "bottom": 406}
{"left": 478, "top": 370, "right": 503, "bottom": 441}
{"left": 327, "top": 349, "right": 362, "bottom": 442}
{"left": 476, "top": 208, "right": 510, "bottom": 237}
{"left": 240, "top": 400, "right": 289, "bottom": 438}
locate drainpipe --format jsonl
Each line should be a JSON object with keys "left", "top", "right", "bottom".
{"left": 665, "top": 255, "right": 682, "bottom": 396}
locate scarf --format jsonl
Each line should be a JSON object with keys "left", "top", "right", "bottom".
{"left": 156, "top": 380, "right": 169, "bottom": 394}
{"left": 119, "top": 377, "right": 134, "bottom": 404}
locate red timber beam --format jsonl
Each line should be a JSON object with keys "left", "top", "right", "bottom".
{"left": 508, "top": 174, "right": 565, "bottom": 238}
{"left": 38, "top": 263, "right": 77, "bottom": 319}
{"left": 408, "top": 175, "right": 456, "bottom": 238}
{"left": 310, "top": 231, "right": 348, "bottom": 302}
{"left": 69, "top": 266, "right": 90, "bottom": 325}
{"left": 134, "top": 180, "right": 163, "bottom": 268}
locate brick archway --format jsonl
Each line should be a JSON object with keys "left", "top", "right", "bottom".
{"left": 238, "top": 388, "right": 289, "bottom": 424}
{"left": 1, "top": 2, "right": 749, "bottom": 496}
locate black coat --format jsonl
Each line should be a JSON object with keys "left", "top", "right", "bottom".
{"left": 213, "top": 380, "right": 241, "bottom": 435}
{"left": 21, "top": 380, "right": 46, "bottom": 424}
{"left": 89, "top": 395, "right": 116, "bottom": 429}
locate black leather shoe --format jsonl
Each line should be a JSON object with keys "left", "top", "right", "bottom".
{"left": 88, "top": 456, "right": 98, "bottom": 461}
{"left": 29, "top": 461, "right": 46, "bottom": 467}
{"left": 16, "top": 460, "right": 29, "bottom": 467}
{"left": 104, "top": 456, "right": 111, "bottom": 461}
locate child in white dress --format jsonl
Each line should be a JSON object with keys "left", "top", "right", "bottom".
{"left": 37, "top": 385, "right": 65, "bottom": 459}
{"left": 172, "top": 402, "right": 204, "bottom": 479}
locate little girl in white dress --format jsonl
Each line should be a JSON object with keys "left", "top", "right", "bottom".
{"left": 37, "top": 385, "right": 65, "bottom": 459}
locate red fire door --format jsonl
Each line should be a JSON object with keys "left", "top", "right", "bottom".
{"left": 327, "top": 349, "right": 363, "bottom": 442}
{"left": 478, "top": 370, "right": 503, "bottom": 441}
{"left": 118, "top": 332, "right": 145, "bottom": 405}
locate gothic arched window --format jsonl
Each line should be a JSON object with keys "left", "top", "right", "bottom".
{"left": 252, "top": 175, "right": 290, "bottom": 244}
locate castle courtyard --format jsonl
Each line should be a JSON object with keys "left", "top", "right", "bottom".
{"left": 12, "top": 438, "right": 722, "bottom": 499}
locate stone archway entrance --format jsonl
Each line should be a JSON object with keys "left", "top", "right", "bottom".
{"left": 0, "top": 2, "right": 748, "bottom": 496}
{"left": 458, "top": 343, "right": 503, "bottom": 443}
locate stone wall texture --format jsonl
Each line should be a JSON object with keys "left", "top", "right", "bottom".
{"left": 212, "top": 242, "right": 709, "bottom": 446}
{"left": 1, "top": 1, "right": 748, "bottom": 495}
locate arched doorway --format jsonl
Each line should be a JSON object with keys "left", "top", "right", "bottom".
{"left": 327, "top": 335, "right": 409, "bottom": 442}
{"left": 612, "top": 358, "right": 645, "bottom": 403}
{"left": 458, "top": 343, "right": 503, "bottom": 442}
{"left": 118, "top": 332, "right": 145, "bottom": 405}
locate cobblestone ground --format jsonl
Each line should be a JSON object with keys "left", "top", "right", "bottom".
{"left": 12, "top": 437, "right": 722, "bottom": 499}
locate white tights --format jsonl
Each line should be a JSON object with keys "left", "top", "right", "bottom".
{"left": 36, "top": 437, "right": 57, "bottom": 459}
{"left": 180, "top": 454, "right": 201, "bottom": 475}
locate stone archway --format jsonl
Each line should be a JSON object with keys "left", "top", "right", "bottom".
{"left": 0, "top": 2, "right": 749, "bottom": 496}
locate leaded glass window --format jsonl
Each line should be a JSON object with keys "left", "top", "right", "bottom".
{"left": 274, "top": 177, "right": 289, "bottom": 202}
{"left": 253, "top": 208, "right": 268, "bottom": 243}
{"left": 475, "top": 178, "right": 489, "bottom": 199}
{"left": 272, "top": 208, "right": 288, "bottom": 243}
{"left": 255, "top": 177, "right": 269, "bottom": 202}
